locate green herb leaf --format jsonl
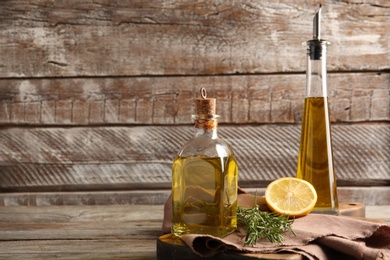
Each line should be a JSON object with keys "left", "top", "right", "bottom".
{"left": 237, "top": 205, "right": 295, "bottom": 246}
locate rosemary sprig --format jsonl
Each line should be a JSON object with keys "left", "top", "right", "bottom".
{"left": 237, "top": 205, "right": 295, "bottom": 246}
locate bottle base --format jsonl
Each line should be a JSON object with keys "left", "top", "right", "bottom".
{"left": 172, "top": 224, "right": 236, "bottom": 238}
{"left": 311, "top": 207, "right": 339, "bottom": 215}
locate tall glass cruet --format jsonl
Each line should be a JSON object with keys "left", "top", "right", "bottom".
{"left": 296, "top": 5, "right": 339, "bottom": 215}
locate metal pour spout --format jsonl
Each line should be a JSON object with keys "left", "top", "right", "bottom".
{"left": 306, "top": 4, "right": 328, "bottom": 60}
{"left": 313, "top": 4, "right": 322, "bottom": 40}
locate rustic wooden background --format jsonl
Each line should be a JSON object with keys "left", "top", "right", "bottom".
{"left": 0, "top": 0, "right": 389, "bottom": 206}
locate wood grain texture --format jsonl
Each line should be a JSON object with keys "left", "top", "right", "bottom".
{"left": 0, "top": 123, "right": 388, "bottom": 193}
{"left": 0, "top": 241, "right": 156, "bottom": 260}
{"left": 0, "top": 72, "right": 388, "bottom": 125}
{"left": 0, "top": 205, "right": 164, "bottom": 240}
{"left": 0, "top": 205, "right": 163, "bottom": 259}
{"left": 0, "top": 1, "right": 389, "bottom": 78}
{"left": 0, "top": 186, "right": 389, "bottom": 206}
{"left": 0, "top": 0, "right": 388, "bottom": 198}
{"left": 0, "top": 205, "right": 388, "bottom": 259}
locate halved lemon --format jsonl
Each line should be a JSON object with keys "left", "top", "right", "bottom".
{"left": 265, "top": 177, "right": 317, "bottom": 218}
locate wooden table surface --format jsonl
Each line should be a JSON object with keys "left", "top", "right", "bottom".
{"left": 0, "top": 205, "right": 389, "bottom": 260}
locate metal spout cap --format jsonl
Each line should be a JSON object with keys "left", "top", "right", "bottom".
{"left": 305, "top": 4, "right": 329, "bottom": 60}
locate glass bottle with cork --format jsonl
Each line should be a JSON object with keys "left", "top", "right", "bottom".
{"left": 296, "top": 5, "right": 339, "bottom": 215}
{"left": 171, "top": 88, "right": 238, "bottom": 237}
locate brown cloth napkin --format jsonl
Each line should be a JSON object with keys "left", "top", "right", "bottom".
{"left": 162, "top": 192, "right": 390, "bottom": 260}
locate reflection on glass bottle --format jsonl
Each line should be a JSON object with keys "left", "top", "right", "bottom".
{"left": 296, "top": 5, "right": 338, "bottom": 215}
{"left": 171, "top": 88, "right": 238, "bottom": 237}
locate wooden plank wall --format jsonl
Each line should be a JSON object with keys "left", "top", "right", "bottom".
{"left": 0, "top": 0, "right": 389, "bottom": 205}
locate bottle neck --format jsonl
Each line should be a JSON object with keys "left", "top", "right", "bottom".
{"left": 192, "top": 115, "right": 218, "bottom": 139}
{"left": 305, "top": 40, "right": 328, "bottom": 98}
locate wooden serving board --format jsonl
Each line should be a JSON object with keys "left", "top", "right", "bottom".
{"left": 156, "top": 233, "right": 302, "bottom": 260}
{"left": 156, "top": 202, "right": 365, "bottom": 259}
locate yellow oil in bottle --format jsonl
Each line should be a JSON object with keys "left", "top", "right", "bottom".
{"left": 171, "top": 155, "right": 238, "bottom": 237}
{"left": 296, "top": 97, "right": 338, "bottom": 214}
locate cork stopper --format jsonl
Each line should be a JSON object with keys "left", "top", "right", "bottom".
{"left": 194, "top": 88, "right": 218, "bottom": 130}
{"left": 196, "top": 88, "right": 216, "bottom": 115}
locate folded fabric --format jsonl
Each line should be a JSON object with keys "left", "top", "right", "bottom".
{"left": 180, "top": 215, "right": 390, "bottom": 259}
{"left": 162, "top": 193, "right": 390, "bottom": 259}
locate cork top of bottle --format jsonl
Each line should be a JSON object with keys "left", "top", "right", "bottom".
{"left": 196, "top": 88, "right": 216, "bottom": 115}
